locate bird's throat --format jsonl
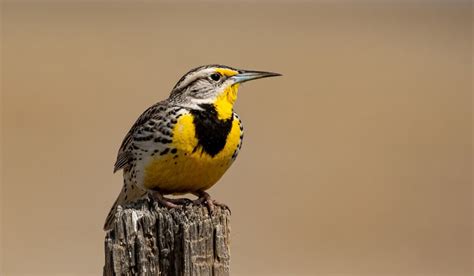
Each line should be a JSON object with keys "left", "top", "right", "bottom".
{"left": 213, "top": 84, "right": 239, "bottom": 120}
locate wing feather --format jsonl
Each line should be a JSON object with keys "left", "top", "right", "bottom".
{"left": 113, "top": 101, "right": 168, "bottom": 172}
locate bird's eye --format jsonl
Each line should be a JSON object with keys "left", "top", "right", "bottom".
{"left": 210, "top": 73, "right": 221, "bottom": 81}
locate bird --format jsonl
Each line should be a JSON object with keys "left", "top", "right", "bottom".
{"left": 104, "top": 64, "right": 281, "bottom": 230}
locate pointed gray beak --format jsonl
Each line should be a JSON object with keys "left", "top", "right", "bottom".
{"left": 231, "top": 70, "right": 282, "bottom": 84}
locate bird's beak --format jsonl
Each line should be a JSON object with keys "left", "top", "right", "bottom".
{"left": 231, "top": 70, "right": 282, "bottom": 84}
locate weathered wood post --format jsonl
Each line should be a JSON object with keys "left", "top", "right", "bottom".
{"left": 104, "top": 198, "right": 231, "bottom": 276}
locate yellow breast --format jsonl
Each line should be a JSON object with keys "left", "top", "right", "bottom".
{"left": 143, "top": 113, "right": 242, "bottom": 194}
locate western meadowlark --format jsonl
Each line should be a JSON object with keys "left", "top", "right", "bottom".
{"left": 104, "top": 64, "right": 280, "bottom": 230}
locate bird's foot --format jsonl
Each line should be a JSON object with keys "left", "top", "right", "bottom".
{"left": 167, "top": 197, "right": 193, "bottom": 205}
{"left": 193, "top": 191, "right": 231, "bottom": 215}
{"left": 151, "top": 191, "right": 180, "bottom": 209}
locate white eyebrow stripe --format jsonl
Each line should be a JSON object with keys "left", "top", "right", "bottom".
{"left": 174, "top": 68, "right": 217, "bottom": 91}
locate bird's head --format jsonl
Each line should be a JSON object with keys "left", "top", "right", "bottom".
{"left": 169, "top": 64, "right": 281, "bottom": 120}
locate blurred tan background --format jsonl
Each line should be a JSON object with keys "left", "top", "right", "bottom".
{"left": 1, "top": 1, "right": 472, "bottom": 275}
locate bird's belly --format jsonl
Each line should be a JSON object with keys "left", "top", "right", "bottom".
{"left": 142, "top": 114, "right": 242, "bottom": 194}
{"left": 143, "top": 151, "right": 234, "bottom": 194}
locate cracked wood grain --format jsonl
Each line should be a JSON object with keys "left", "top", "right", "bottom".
{"left": 104, "top": 198, "right": 231, "bottom": 276}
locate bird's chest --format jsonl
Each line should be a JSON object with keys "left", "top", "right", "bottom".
{"left": 142, "top": 108, "right": 243, "bottom": 193}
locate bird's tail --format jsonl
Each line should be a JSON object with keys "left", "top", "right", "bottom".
{"left": 103, "top": 181, "right": 147, "bottom": 230}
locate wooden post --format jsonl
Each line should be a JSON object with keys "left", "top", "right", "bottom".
{"left": 103, "top": 198, "right": 231, "bottom": 276}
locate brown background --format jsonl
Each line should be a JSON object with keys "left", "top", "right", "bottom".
{"left": 1, "top": 1, "right": 472, "bottom": 275}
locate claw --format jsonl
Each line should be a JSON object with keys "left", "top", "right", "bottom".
{"left": 192, "top": 191, "right": 231, "bottom": 215}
